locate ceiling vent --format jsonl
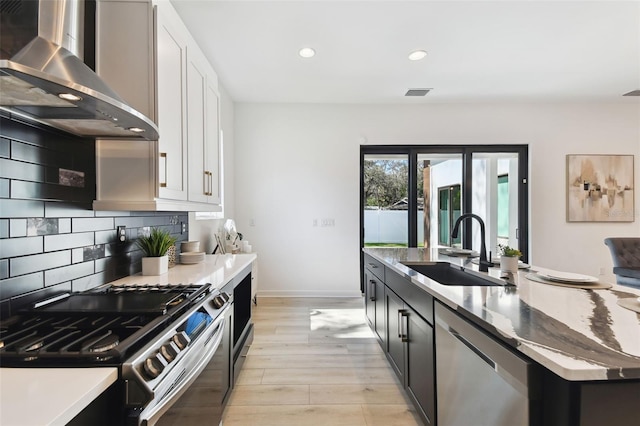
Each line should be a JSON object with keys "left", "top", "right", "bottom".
{"left": 622, "top": 90, "right": 640, "bottom": 96}
{"left": 405, "top": 88, "right": 431, "bottom": 97}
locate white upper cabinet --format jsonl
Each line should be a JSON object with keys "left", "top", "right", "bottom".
{"left": 155, "top": 4, "right": 188, "bottom": 201}
{"left": 187, "top": 47, "right": 221, "bottom": 205}
{"left": 93, "top": 0, "right": 221, "bottom": 211}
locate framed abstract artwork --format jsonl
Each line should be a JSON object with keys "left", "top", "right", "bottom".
{"left": 566, "top": 154, "right": 634, "bottom": 222}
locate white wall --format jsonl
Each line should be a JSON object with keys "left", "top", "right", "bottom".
{"left": 234, "top": 102, "right": 640, "bottom": 297}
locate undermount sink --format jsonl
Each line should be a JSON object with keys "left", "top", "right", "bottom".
{"left": 402, "top": 262, "right": 502, "bottom": 286}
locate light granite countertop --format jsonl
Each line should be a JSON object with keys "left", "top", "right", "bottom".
{"left": 364, "top": 247, "right": 640, "bottom": 381}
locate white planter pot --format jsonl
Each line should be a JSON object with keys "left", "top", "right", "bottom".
{"left": 142, "top": 255, "right": 169, "bottom": 276}
{"left": 499, "top": 256, "right": 519, "bottom": 273}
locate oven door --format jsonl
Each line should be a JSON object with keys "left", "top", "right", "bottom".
{"left": 138, "top": 305, "right": 231, "bottom": 426}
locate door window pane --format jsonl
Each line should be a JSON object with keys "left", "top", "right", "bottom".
{"left": 364, "top": 155, "right": 409, "bottom": 247}
{"left": 437, "top": 185, "right": 462, "bottom": 246}
{"left": 417, "top": 154, "right": 463, "bottom": 248}
{"left": 472, "top": 153, "right": 519, "bottom": 253}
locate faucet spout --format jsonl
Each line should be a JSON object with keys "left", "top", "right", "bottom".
{"left": 451, "top": 213, "right": 492, "bottom": 272}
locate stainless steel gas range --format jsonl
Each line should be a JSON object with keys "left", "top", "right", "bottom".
{"left": 0, "top": 282, "right": 233, "bottom": 426}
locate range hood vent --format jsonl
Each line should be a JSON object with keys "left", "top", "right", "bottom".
{"left": 0, "top": 0, "right": 158, "bottom": 140}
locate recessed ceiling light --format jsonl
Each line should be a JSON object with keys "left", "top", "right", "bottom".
{"left": 58, "top": 93, "right": 82, "bottom": 101}
{"left": 298, "top": 47, "right": 316, "bottom": 58}
{"left": 408, "top": 50, "right": 427, "bottom": 61}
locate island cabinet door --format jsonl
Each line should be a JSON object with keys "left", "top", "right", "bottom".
{"left": 405, "top": 306, "right": 435, "bottom": 425}
{"left": 373, "top": 279, "right": 386, "bottom": 345}
{"left": 364, "top": 269, "right": 376, "bottom": 328}
{"left": 386, "top": 289, "right": 406, "bottom": 382}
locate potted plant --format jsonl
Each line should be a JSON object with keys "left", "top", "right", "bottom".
{"left": 498, "top": 244, "right": 522, "bottom": 273}
{"left": 136, "top": 227, "right": 177, "bottom": 275}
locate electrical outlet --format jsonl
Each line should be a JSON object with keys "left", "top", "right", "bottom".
{"left": 313, "top": 219, "right": 318, "bottom": 227}
{"left": 181, "top": 222, "right": 187, "bottom": 234}
{"left": 250, "top": 219, "right": 255, "bottom": 227}
{"left": 117, "top": 226, "right": 126, "bottom": 243}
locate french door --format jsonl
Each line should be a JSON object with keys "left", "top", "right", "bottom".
{"left": 361, "top": 145, "right": 529, "bottom": 285}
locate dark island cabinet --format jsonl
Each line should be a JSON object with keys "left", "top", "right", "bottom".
{"left": 362, "top": 255, "right": 435, "bottom": 426}
{"left": 364, "top": 254, "right": 386, "bottom": 346}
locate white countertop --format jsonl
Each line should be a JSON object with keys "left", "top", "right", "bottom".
{"left": 364, "top": 247, "right": 640, "bottom": 381}
{"left": 0, "top": 368, "right": 117, "bottom": 426}
{"left": 106, "top": 253, "right": 256, "bottom": 290}
{"left": 0, "top": 253, "right": 256, "bottom": 425}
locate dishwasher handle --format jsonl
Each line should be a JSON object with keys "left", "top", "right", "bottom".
{"left": 449, "top": 327, "right": 496, "bottom": 370}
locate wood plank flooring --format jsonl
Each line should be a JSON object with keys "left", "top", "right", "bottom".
{"left": 222, "top": 297, "right": 422, "bottom": 426}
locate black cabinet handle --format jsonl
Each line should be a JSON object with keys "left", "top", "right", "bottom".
{"left": 367, "top": 263, "right": 378, "bottom": 269}
{"left": 400, "top": 310, "right": 409, "bottom": 343}
{"left": 369, "top": 280, "right": 376, "bottom": 301}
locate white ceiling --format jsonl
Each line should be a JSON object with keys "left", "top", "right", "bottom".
{"left": 171, "top": 0, "right": 640, "bottom": 104}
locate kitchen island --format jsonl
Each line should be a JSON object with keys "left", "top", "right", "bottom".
{"left": 0, "top": 254, "right": 256, "bottom": 426}
{"left": 363, "top": 247, "right": 640, "bottom": 426}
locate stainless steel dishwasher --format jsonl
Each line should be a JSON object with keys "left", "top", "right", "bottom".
{"left": 435, "top": 302, "right": 541, "bottom": 426}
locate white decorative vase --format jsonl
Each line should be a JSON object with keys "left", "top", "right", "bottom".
{"left": 500, "top": 256, "right": 519, "bottom": 273}
{"left": 142, "top": 255, "right": 169, "bottom": 276}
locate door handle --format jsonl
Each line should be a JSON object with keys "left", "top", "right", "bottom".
{"left": 159, "top": 152, "right": 167, "bottom": 187}
{"left": 449, "top": 327, "right": 496, "bottom": 370}
{"left": 400, "top": 310, "right": 409, "bottom": 343}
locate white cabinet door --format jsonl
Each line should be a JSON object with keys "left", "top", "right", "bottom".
{"left": 186, "top": 50, "right": 208, "bottom": 203}
{"left": 205, "top": 76, "right": 221, "bottom": 205}
{"left": 187, "top": 48, "right": 221, "bottom": 206}
{"left": 155, "top": 4, "right": 188, "bottom": 201}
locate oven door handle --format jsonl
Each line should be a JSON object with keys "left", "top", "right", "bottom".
{"left": 139, "top": 312, "right": 227, "bottom": 426}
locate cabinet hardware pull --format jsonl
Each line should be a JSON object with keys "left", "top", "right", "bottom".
{"left": 401, "top": 310, "right": 409, "bottom": 343}
{"left": 369, "top": 280, "right": 376, "bottom": 301}
{"left": 208, "top": 171, "right": 213, "bottom": 196}
{"left": 449, "top": 327, "right": 496, "bottom": 370}
{"left": 398, "top": 310, "right": 403, "bottom": 338}
{"left": 159, "top": 152, "right": 167, "bottom": 187}
{"left": 368, "top": 263, "right": 378, "bottom": 269}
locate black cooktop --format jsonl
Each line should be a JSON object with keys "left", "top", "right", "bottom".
{"left": 35, "top": 293, "right": 183, "bottom": 315}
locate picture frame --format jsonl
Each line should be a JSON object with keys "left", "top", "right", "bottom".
{"left": 566, "top": 154, "right": 634, "bottom": 222}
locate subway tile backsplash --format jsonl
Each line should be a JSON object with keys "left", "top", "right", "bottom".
{"left": 0, "top": 116, "right": 188, "bottom": 317}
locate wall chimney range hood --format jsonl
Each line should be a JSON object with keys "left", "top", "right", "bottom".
{"left": 0, "top": 0, "right": 158, "bottom": 140}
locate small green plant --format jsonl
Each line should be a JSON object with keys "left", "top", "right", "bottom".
{"left": 136, "top": 227, "right": 177, "bottom": 257}
{"left": 498, "top": 244, "right": 522, "bottom": 258}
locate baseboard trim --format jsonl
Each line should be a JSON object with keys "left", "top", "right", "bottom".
{"left": 257, "top": 290, "right": 363, "bottom": 298}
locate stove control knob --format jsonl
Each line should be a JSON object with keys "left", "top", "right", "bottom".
{"left": 212, "top": 295, "right": 226, "bottom": 309}
{"left": 160, "top": 343, "right": 179, "bottom": 363}
{"left": 143, "top": 354, "right": 165, "bottom": 380}
{"left": 171, "top": 331, "right": 190, "bottom": 350}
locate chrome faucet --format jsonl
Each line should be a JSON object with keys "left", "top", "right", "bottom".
{"left": 451, "top": 213, "right": 492, "bottom": 272}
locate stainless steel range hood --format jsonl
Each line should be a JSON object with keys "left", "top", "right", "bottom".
{"left": 0, "top": 0, "right": 158, "bottom": 140}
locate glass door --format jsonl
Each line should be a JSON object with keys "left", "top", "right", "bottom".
{"left": 363, "top": 154, "right": 409, "bottom": 247}
{"left": 416, "top": 153, "right": 463, "bottom": 249}
{"left": 472, "top": 152, "right": 521, "bottom": 258}
{"left": 360, "top": 145, "right": 528, "bottom": 291}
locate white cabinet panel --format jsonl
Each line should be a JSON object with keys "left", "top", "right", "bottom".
{"left": 156, "top": 4, "right": 188, "bottom": 200}
{"left": 94, "top": 0, "right": 221, "bottom": 211}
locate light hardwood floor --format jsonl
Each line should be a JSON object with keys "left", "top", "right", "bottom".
{"left": 221, "top": 297, "right": 422, "bottom": 426}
